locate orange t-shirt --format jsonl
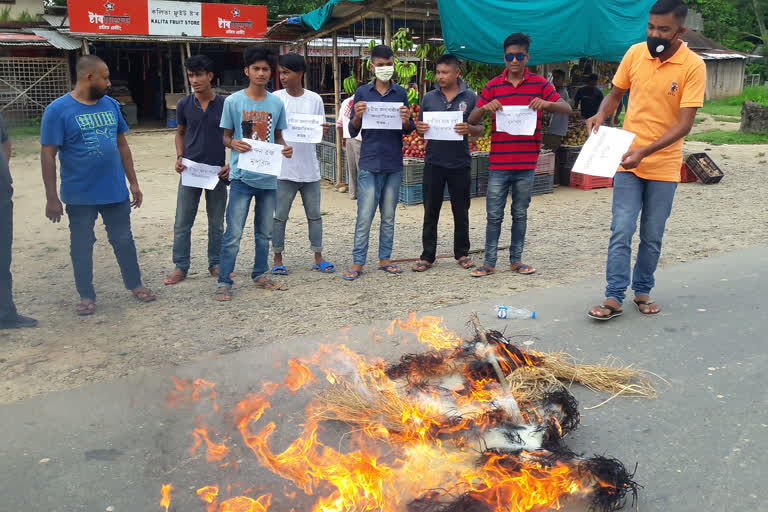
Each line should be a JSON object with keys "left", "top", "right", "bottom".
{"left": 613, "top": 42, "right": 706, "bottom": 181}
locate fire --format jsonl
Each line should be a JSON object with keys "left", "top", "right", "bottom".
{"left": 160, "top": 483, "right": 173, "bottom": 512}
{"left": 389, "top": 312, "right": 463, "bottom": 350}
{"left": 284, "top": 359, "right": 318, "bottom": 392}
{"left": 190, "top": 427, "right": 230, "bottom": 462}
{"left": 218, "top": 494, "right": 272, "bottom": 512}
{"left": 166, "top": 376, "right": 219, "bottom": 412}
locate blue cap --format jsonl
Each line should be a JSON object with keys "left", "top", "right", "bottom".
{"left": 531, "top": 311, "right": 536, "bottom": 319}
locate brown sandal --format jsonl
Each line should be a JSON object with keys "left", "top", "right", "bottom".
{"left": 457, "top": 257, "right": 475, "bottom": 269}
{"left": 254, "top": 277, "right": 281, "bottom": 290}
{"left": 412, "top": 261, "right": 433, "bottom": 272}
{"left": 132, "top": 287, "right": 157, "bottom": 303}
{"left": 215, "top": 286, "right": 231, "bottom": 301}
{"left": 163, "top": 269, "right": 186, "bottom": 285}
{"left": 75, "top": 301, "right": 96, "bottom": 316}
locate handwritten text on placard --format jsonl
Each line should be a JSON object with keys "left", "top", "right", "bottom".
{"left": 238, "top": 139, "right": 284, "bottom": 177}
{"left": 362, "top": 102, "right": 402, "bottom": 130}
{"left": 496, "top": 105, "right": 537, "bottom": 136}
{"left": 423, "top": 111, "right": 464, "bottom": 141}
{"left": 283, "top": 113, "right": 324, "bottom": 143}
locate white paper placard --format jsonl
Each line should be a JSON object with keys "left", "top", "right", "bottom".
{"left": 571, "top": 127, "right": 636, "bottom": 178}
{"left": 283, "top": 113, "right": 324, "bottom": 143}
{"left": 238, "top": 139, "right": 284, "bottom": 177}
{"left": 180, "top": 158, "right": 221, "bottom": 190}
{"left": 496, "top": 105, "right": 537, "bottom": 136}
{"left": 423, "top": 111, "right": 463, "bottom": 141}
{"left": 362, "top": 102, "right": 402, "bottom": 130}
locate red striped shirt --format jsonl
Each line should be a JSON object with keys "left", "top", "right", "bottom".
{"left": 476, "top": 69, "right": 560, "bottom": 171}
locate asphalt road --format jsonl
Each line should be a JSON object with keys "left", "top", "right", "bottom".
{"left": 1, "top": 246, "right": 766, "bottom": 512}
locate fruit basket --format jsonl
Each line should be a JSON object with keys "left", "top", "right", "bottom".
{"left": 685, "top": 153, "right": 724, "bottom": 184}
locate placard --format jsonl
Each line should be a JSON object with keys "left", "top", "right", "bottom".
{"left": 362, "top": 102, "right": 403, "bottom": 130}
{"left": 423, "top": 111, "right": 463, "bottom": 141}
{"left": 571, "top": 127, "right": 636, "bottom": 178}
{"left": 148, "top": 0, "right": 201, "bottom": 36}
{"left": 283, "top": 113, "right": 324, "bottom": 144}
{"left": 496, "top": 105, "right": 537, "bottom": 136}
{"left": 238, "top": 139, "right": 284, "bottom": 177}
{"left": 180, "top": 158, "right": 221, "bottom": 190}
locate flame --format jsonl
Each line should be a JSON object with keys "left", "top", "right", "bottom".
{"left": 166, "top": 377, "right": 219, "bottom": 412}
{"left": 190, "top": 427, "right": 230, "bottom": 462}
{"left": 284, "top": 359, "right": 318, "bottom": 392}
{"left": 160, "top": 483, "right": 173, "bottom": 512}
{"left": 389, "top": 312, "right": 463, "bottom": 350}
{"left": 197, "top": 485, "right": 219, "bottom": 512}
{"left": 218, "top": 494, "right": 272, "bottom": 512}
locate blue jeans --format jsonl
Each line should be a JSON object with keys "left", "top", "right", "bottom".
{"left": 272, "top": 179, "right": 322, "bottom": 254}
{"left": 606, "top": 171, "right": 677, "bottom": 304}
{"left": 66, "top": 199, "right": 143, "bottom": 301}
{"left": 0, "top": 193, "right": 17, "bottom": 321}
{"left": 483, "top": 170, "right": 535, "bottom": 268}
{"left": 352, "top": 169, "right": 402, "bottom": 266}
{"left": 217, "top": 180, "right": 276, "bottom": 289}
{"left": 172, "top": 179, "right": 227, "bottom": 273}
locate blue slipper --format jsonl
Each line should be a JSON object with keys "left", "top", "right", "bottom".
{"left": 379, "top": 264, "right": 403, "bottom": 274}
{"left": 313, "top": 261, "right": 335, "bottom": 273}
{"left": 271, "top": 265, "right": 288, "bottom": 275}
{"left": 343, "top": 269, "right": 362, "bottom": 281}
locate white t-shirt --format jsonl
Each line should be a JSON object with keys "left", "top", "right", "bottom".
{"left": 273, "top": 88, "right": 324, "bottom": 182}
{"left": 337, "top": 96, "right": 362, "bottom": 141}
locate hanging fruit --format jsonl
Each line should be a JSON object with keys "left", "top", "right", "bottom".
{"left": 343, "top": 74, "right": 358, "bottom": 95}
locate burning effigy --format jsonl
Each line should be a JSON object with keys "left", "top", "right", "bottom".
{"left": 160, "top": 314, "right": 657, "bottom": 512}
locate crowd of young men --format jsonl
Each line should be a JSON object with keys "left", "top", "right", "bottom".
{"left": 0, "top": 0, "right": 702, "bottom": 327}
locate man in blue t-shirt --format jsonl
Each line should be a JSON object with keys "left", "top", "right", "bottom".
{"left": 164, "top": 54, "right": 229, "bottom": 286}
{"left": 215, "top": 45, "right": 293, "bottom": 301}
{"left": 40, "top": 56, "right": 156, "bottom": 316}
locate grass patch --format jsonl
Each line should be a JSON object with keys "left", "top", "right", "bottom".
{"left": 700, "top": 86, "right": 768, "bottom": 117}
{"left": 8, "top": 124, "right": 41, "bottom": 138}
{"left": 687, "top": 129, "right": 768, "bottom": 145}
{"left": 713, "top": 116, "right": 741, "bottom": 123}
{"left": 694, "top": 116, "right": 705, "bottom": 124}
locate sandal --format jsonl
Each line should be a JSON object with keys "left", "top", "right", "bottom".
{"left": 634, "top": 299, "right": 660, "bottom": 315}
{"left": 271, "top": 265, "right": 288, "bottom": 276}
{"left": 312, "top": 261, "right": 335, "bottom": 274}
{"left": 412, "top": 261, "right": 433, "bottom": 272}
{"left": 510, "top": 263, "right": 536, "bottom": 275}
{"left": 163, "top": 269, "right": 186, "bottom": 285}
{"left": 132, "top": 287, "right": 157, "bottom": 303}
{"left": 379, "top": 264, "right": 403, "bottom": 275}
{"left": 587, "top": 303, "right": 623, "bottom": 321}
{"left": 209, "top": 266, "right": 235, "bottom": 279}
{"left": 457, "top": 257, "right": 475, "bottom": 269}
{"left": 471, "top": 266, "right": 495, "bottom": 278}
{"left": 75, "top": 301, "right": 96, "bottom": 316}
{"left": 343, "top": 269, "right": 362, "bottom": 281}
{"left": 215, "top": 286, "right": 231, "bottom": 301}
{"left": 254, "top": 277, "right": 281, "bottom": 290}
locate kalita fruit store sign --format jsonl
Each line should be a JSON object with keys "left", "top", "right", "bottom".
{"left": 67, "top": 0, "right": 267, "bottom": 38}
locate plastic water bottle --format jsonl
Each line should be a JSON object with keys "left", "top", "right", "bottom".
{"left": 495, "top": 306, "right": 536, "bottom": 319}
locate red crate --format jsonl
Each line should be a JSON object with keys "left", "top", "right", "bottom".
{"left": 535, "top": 151, "right": 555, "bottom": 175}
{"left": 569, "top": 172, "right": 614, "bottom": 191}
{"left": 680, "top": 162, "right": 698, "bottom": 183}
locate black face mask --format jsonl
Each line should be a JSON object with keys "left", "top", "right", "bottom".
{"left": 647, "top": 36, "right": 672, "bottom": 58}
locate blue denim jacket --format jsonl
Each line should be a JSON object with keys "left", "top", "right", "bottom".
{"left": 349, "top": 81, "right": 414, "bottom": 174}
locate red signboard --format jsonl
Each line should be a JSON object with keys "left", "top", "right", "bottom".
{"left": 68, "top": 0, "right": 149, "bottom": 35}
{"left": 201, "top": 3, "right": 267, "bottom": 39}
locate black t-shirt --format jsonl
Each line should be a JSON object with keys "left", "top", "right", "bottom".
{"left": 575, "top": 86, "right": 604, "bottom": 119}
{"left": 0, "top": 113, "right": 11, "bottom": 196}
{"left": 176, "top": 94, "right": 226, "bottom": 166}
{"left": 418, "top": 85, "right": 477, "bottom": 169}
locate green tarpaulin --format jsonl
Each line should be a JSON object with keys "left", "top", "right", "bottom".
{"left": 299, "top": 0, "right": 365, "bottom": 30}
{"left": 437, "top": 0, "right": 657, "bottom": 64}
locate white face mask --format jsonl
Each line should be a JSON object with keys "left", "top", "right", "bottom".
{"left": 374, "top": 65, "right": 395, "bottom": 82}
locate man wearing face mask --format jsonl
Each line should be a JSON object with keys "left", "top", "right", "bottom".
{"left": 40, "top": 56, "right": 156, "bottom": 316}
{"left": 344, "top": 45, "right": 414, "bottom": 281}
{"left": 587, "top": 0, "right": 706, "bottom": 321}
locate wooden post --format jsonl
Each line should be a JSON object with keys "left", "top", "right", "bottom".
{"left": 81, "top": 39, "right": 89, "bottom": 55}
{"left": 186, "top": 42, "right": 191, "bottom": 58}
{"left": 333, "top": 32, "right": 342, "bottom": 185}
{"left": 384, "top": 13, "right": 392, "bottom": 46}
{"left": 303, "top": 43, "right": 309, "bottom": 88}
{"left": 180, "top": 43, "right": 190, "bottom": 95}
{"left": 168, "top": 44, "right": 174, "bottom": 94}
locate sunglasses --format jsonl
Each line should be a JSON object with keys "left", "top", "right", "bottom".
{"left": 504, "top": 53, "right": 527, "bottom": 62}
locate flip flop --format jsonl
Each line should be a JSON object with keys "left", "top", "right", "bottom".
{"left": 471, "top": 266, "right": 495, "bottom": 278}
{"left": 587, "top": 303, "right": 623, "bottom": 321}
{"left": 271, "top": 265, "right": 288, "bottom": 276}
{"left": 633, "top": 299, "right": 660, "bottom": 315}
{"left": 379, "top": 264, "right": 403, "bottom": 275}
{"left": 215, "top": 286, "right": 231, "bottom": 301}
{"left": 457, "top": 257, "right": 475, "bottom": 269}
{"left": 343, "top": 269, "right": 362, "bottom": 281}
{"left": 254, "top": 277, "right": 281, "bottom": 290}
{"left": 510, "top": 263, "right": 536, "bottom": 275}
{"left": 132, "top": 288, "right": 157, "bottom": 303}
{"left": 75, "top": 301, "right": 96, "bottom": 316}
{"left": 313, "top": 261, "right": 335, "bottom": 273}
{"left": 163, "top": 269, "right": 186, "bottom": 285}
{"left": 412, "top": 261, "right": 433, "bottom": 272}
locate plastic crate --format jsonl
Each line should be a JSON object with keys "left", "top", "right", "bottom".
{"left": 322, "top": 126, "right": 336, "bottom": 144}
{"left": 471, "top": 178, "right": 478, "bottom": 197}
{"left": 475, "top": 178, "right": 488, "bottom": 197}
{"left": 680, "top": 162, "right": 698, "bottom": 183}
{"left": 556, "top": 145, "right": 582, "bottom": 186}
{"left": 532, "top": 173, "right": 554, "bottom": 195}
{"left": 569, "top": 172, "right": 613, "bottom": 191}
{"left": 535, "top": 151, "right": 555, "bottom": 175}
{"left": 402, "top": 158, "right": 425, "bottom": 185}
{"left": 399, "top": 183, "right": 423, "bottom": 206}
{"left": 471, "top": 152, "right": 490, "bottom": 179}
{"left": 685, "top": 153, "right": 724, "bottom": 184}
